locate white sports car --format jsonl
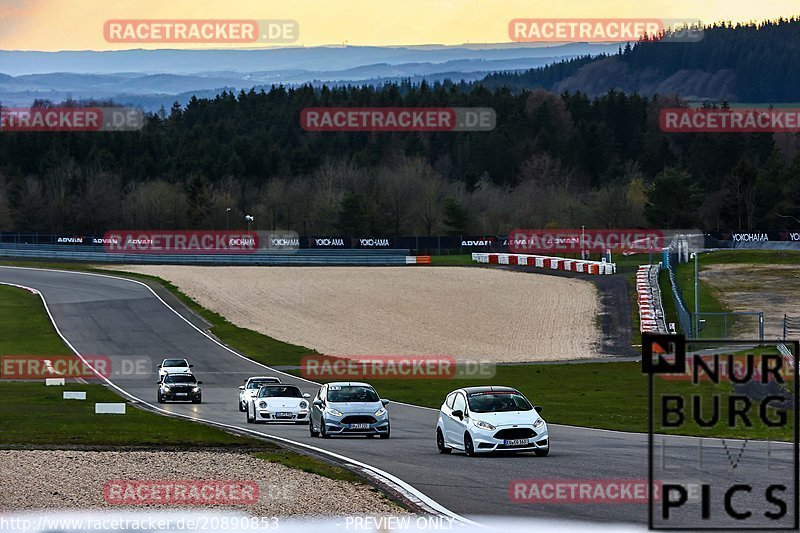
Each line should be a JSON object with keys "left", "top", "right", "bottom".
{"left": 238, "top": 376, "right": 281, "bottom": 411}
{"left": 246, "top": 384, "right": 311, "bottom": 424}
{"left": 436, "top": 386, "right": 549, "bottom": 456}
{"left": 157, "top": 358, "right": 193, "bottom": 379}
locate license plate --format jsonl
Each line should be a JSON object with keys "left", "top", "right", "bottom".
{"left": 276, "top": 412, "right": 293, "bottom": 418}
{"left": 350, "top": 423, "right": 370, "bottom": 429}
{"left": 504, "top": 438, "right": 529, "bottom": 446}
{"left": 175, "top": 393, "right": 187, "bottom": 397}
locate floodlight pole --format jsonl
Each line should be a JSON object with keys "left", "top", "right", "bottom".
{"left": 691, "top": 252, "right": 699, "bottom": 337}
{"left": 581, "top": 225, "right": 585, "bottom": 260}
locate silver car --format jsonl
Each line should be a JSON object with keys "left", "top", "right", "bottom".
{"left": 309, "top": 382, "right": 390, "bottom": 438}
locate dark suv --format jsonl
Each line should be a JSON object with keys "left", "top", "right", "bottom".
{"left": 158, "top": 373, "right": 202, "bottom": 403}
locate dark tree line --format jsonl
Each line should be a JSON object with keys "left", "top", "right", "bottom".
{"left": 484, "top": 19, "right": 800, "bottom": 103}
{"left": 2, "top": 18, "right": 800, "bottom": 235}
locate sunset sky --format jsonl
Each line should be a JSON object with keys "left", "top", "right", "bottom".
{"left": 0, "top": 0, "right": 797, "bottom": 50}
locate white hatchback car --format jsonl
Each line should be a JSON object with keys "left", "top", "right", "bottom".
{"left": 157, "top": 358, "right": 193, "bottom": 379}
{"left": 246, "top": 384, "right": 311, "bottom": 424}
{"left": 238, "top": 376, "right": 281, "bottom": 411}
{"left": 436, "top": 386, "right": 549, "bottom": 456}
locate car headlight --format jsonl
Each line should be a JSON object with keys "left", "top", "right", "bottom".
{"left": 533, "top": 418, "right": 545, "bottom": 428}
{"left": 473, "top": 419, "right": 496, "bottom": 431}
{"left": 259, "top": 401, "right": 268, "bottom": 409}
{"left": 374, "top": 407, "right": 387, "bottom": 417}
{"left": 162, "top": 386, "right": 170, "bottom": 392}
{"left": 299, "top": 401, "right": 308, "bottom": 409}
{"left": 192, "top": 387, "right": 200, "bottom": 392}
{"left": 325, "top": 407, "right": 344, "bottom": 417}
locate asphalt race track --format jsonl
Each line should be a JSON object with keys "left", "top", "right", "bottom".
{"left": 1, "top": 266, "right": 795, "bottom": 528}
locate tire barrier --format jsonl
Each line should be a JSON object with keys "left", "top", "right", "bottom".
{"left": 471, "top": 253, "right": 615, "bottom": 275}
{"left": 637, "top": 264, "right": 668, "bottom": 333}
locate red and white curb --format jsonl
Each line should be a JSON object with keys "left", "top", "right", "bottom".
{"left": 472, "top": 253, "right": 615, "bottom": 275}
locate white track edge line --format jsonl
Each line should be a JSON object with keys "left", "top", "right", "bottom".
{"left": 0, "top": 274, "right": 479, "bottom": 526}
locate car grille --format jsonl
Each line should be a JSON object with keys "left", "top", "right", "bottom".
{"left": 341, "top": 415, "right": 376, "bottom": 424}
{"left": 494, "top": 428, "right": 537, "bottom": 440}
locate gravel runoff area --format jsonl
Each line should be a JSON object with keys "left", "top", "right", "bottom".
{"left": 0, "top": 450, "right": 403, "bottom": 516}
{"left": 702, "top": 263, "right": 800, "bottom": 340}
{"left": 111, "top": 266, "right": 602, "bottom": 362}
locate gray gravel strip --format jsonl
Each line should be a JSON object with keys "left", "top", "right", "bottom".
{"left": 0, "top": 450, "right": 407, "bottom": 517}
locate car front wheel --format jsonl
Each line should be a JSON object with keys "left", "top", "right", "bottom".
{"left": 534, "top": 448, "right": 550, "bottom": 457}
{"left": 436, "top": 429, "right": 451, "bottom": 454}
{"left": 239, "top": 400, "right": 246, "bottom": 412}
{"left": 309, "top": 420, "right": 319, "bottom": 437}
{"left": 464, "top": 433, "right": 475, "bottom": 456}
{"left": 246, "top": 407, "right": 254, "bottom": 423}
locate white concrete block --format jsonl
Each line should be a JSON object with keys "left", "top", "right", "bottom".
{"left": 95, "top": 403, "right": 126, "bottom": 414}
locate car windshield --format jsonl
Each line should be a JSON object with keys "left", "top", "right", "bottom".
{"left": 467, "top": 392, "right": 532, "bottom": 413}
{"left": 327, "top": 385, "right": 379, "bottom": 403}
{"left": 164, "top": 374, "right": 196, "bottom": 384}
{"left": 258, "top": 386, "right": 303, "bottom": 398}
{"left": 247, "top": 379, "right": 277, "bottom": 389}
{"left": 163, "top": 359, "right": 187, "bottom": 367}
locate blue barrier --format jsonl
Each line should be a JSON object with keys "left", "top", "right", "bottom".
{"left": 0, "top": 244, "right": 412, "bottom": 265}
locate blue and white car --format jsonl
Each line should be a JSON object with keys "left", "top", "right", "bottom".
{"left": 436, "top": 386, "right": 549, "bottom": 456}
{"left": 246, "top": 384, "right": 311, "bottom": 424}
{"left": 309, "top": 382, "right": 390, "bottom": 438}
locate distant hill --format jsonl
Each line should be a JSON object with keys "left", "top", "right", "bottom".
{"left": 481, "top": 19, "right": 800, "bottom": 102}
{"left": 0, "top": 43, "right": 616, "bottom": 76}
{"left": 0, "top": 43, "right": 619, "bottom": 110}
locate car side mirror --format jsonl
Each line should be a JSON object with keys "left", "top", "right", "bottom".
{"left": 157, "top": 364, "right": 162, "bottom": 368}
{"left": 313, "top": 400, "right": 323, "bottom": 407}
{"left": 451, "top": 409, "right": 463, "bottom": 420}
{"left": 189, "top": 364, "right": 194, "bottom": 368}
{"left": 197, "top": 381, "right": 203, "bottom": 385}
{"left": 156, "top": 381, "right": 162, "bottom": 385}
{"left": 303, "top": 393, "right": 311, "bottom": 398}
{"left": 381, "top": 399, "right": 389, "bottom": 406}
{"left": 238, "top": 386, "right": 245, "bottom": 390}
{"left": 535, "top": 406, "right": 543, "bottom": 413}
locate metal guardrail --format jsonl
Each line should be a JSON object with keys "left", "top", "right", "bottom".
{"left": 662, "top": 244, "right": 693, "bottom": 336}
{"left": 0, "top": 244, "right": 413, "bottom": 265}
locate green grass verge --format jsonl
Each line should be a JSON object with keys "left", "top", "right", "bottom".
{"left": 700, "top": 250, "right": 800, "bottom": 265}
{"left": 253, "top": 450, "right": 362, "bottom": 483}
{"left": 0, "top": 381, "right": 264, "bottom": 447}
{"left": 0, "top": 284, "right": 70, "bottom": 355}
{"left": 429, "top": 254, "right": 475, "bottom": 266}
